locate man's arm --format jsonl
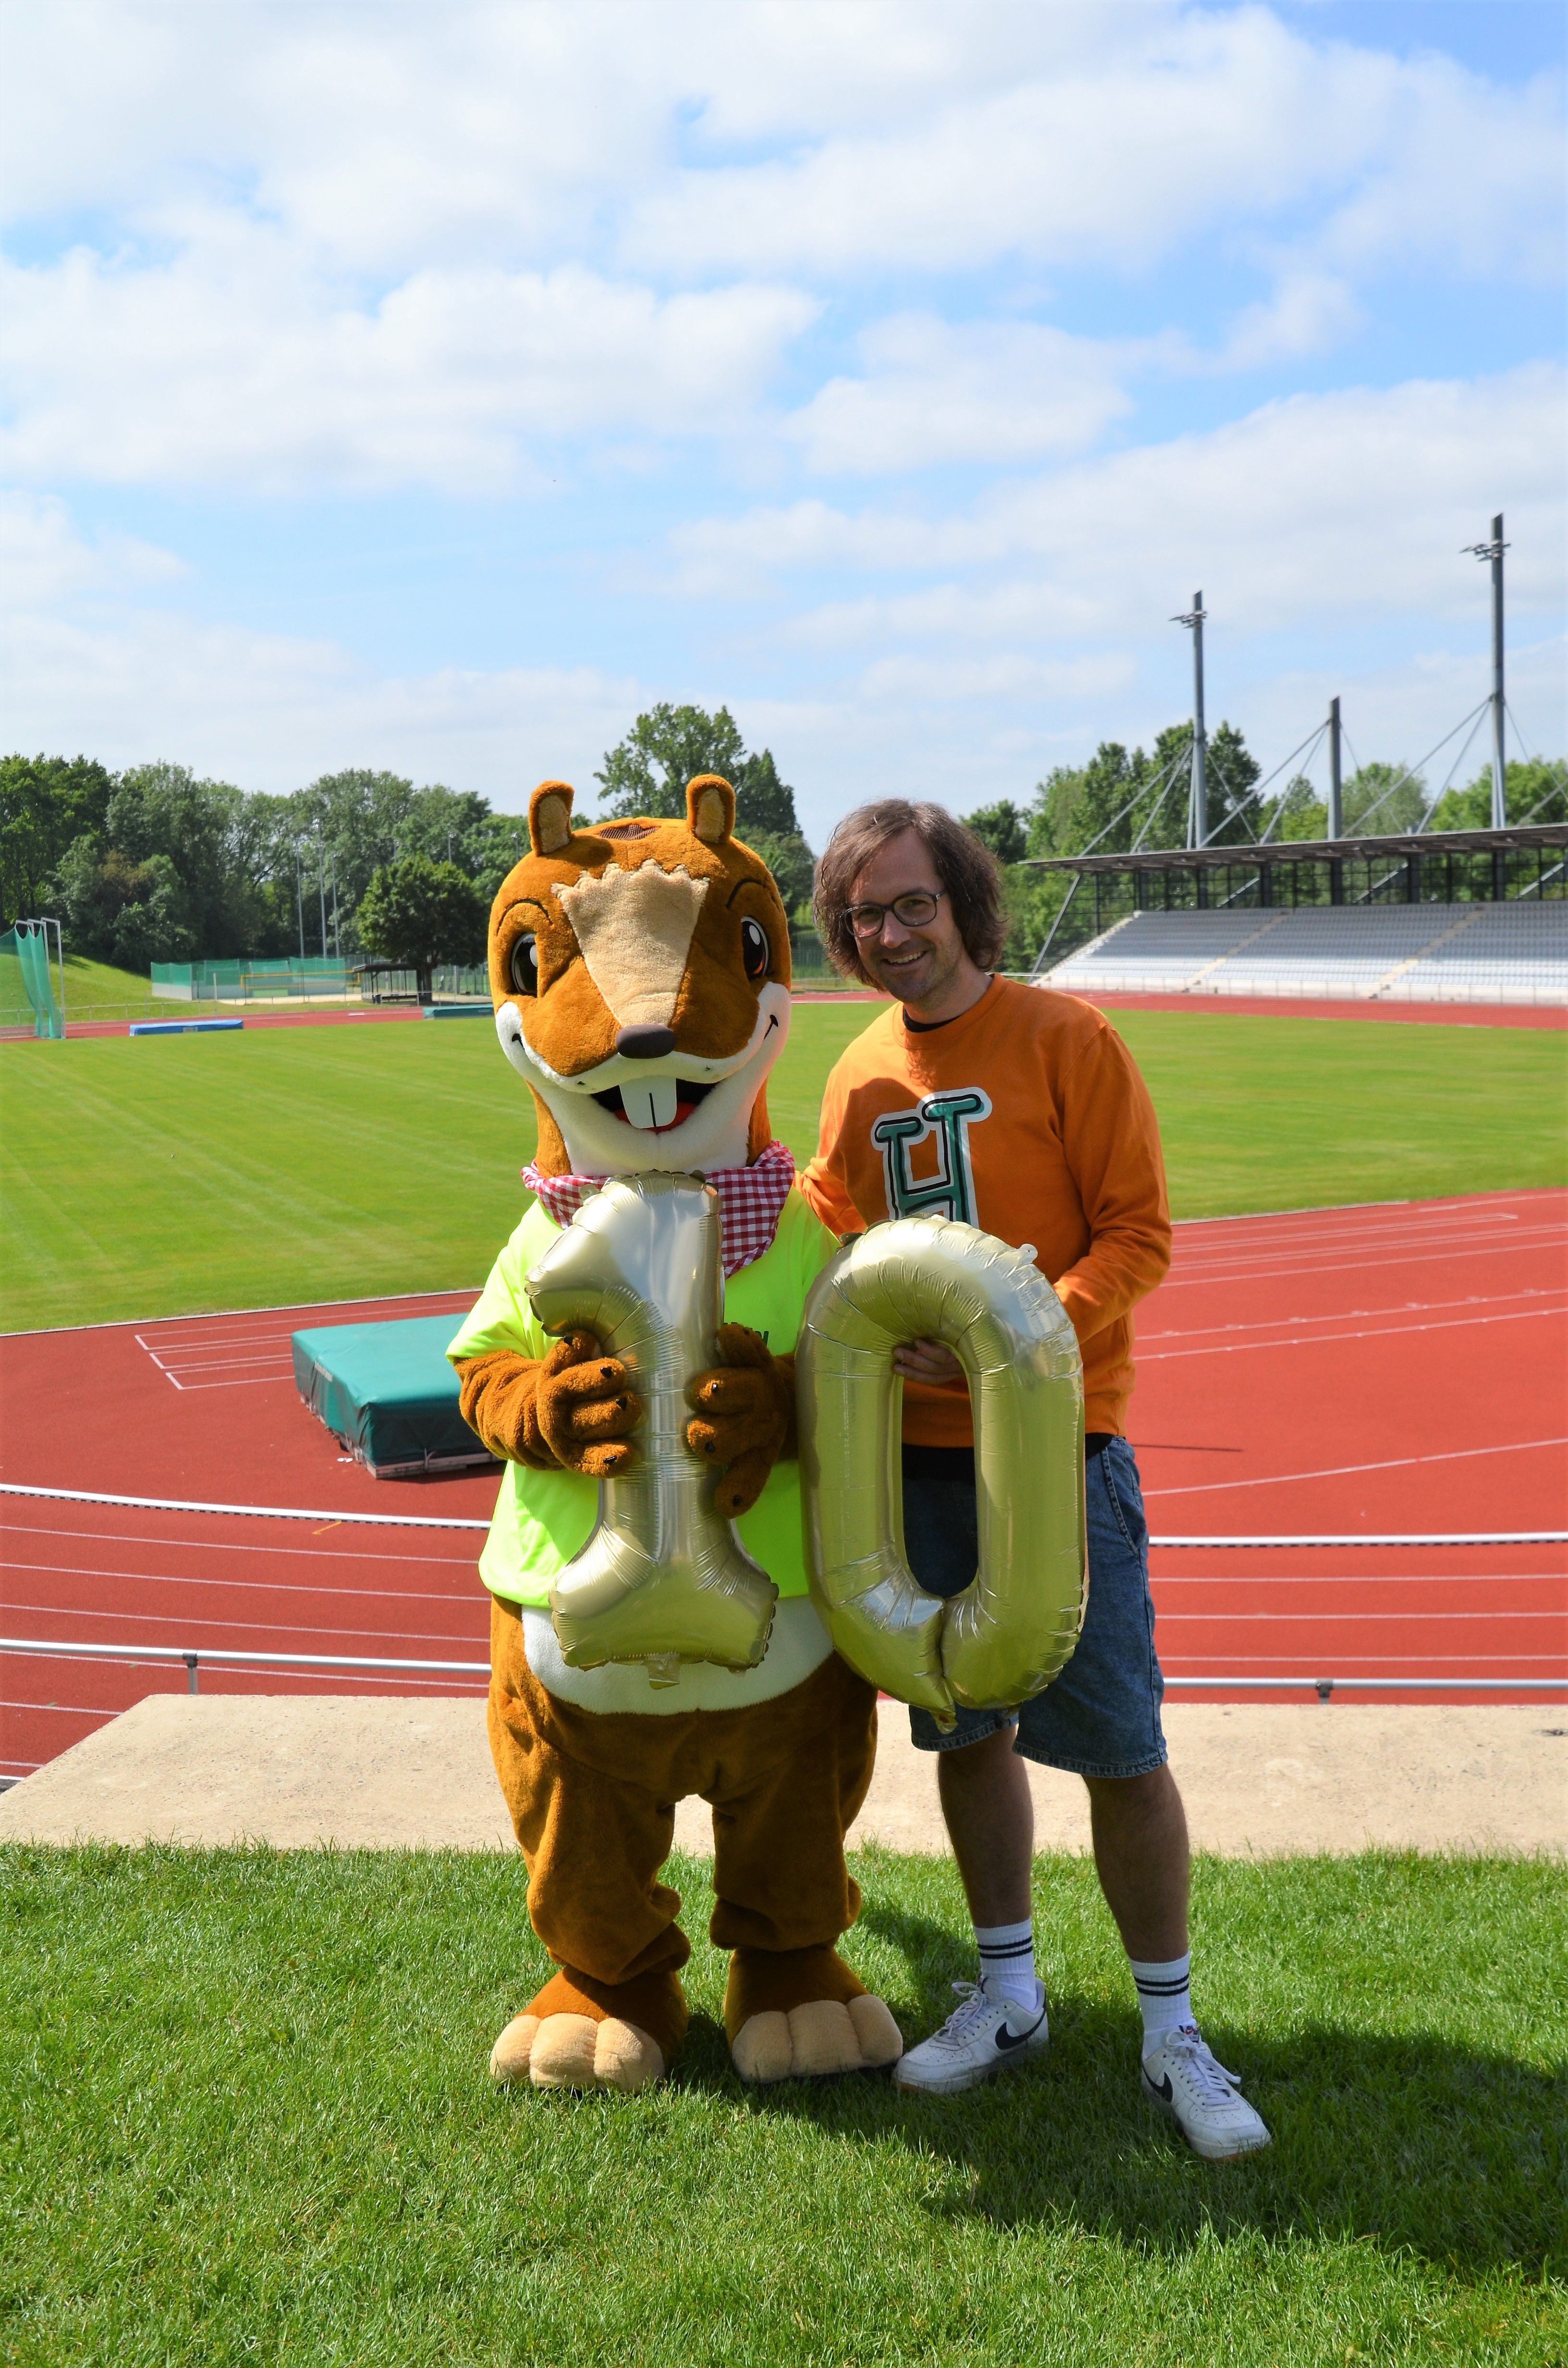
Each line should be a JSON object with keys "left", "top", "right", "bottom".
{"left": 798, "top": 1068, "right": 864, "bottom": 1239}
{"left": 1050, "top": 1023, "right": 1171, "bottom": 1344}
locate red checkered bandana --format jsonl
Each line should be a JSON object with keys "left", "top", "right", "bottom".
{"left": 521, "top": 1138, "right": 796, "bottom": 1278}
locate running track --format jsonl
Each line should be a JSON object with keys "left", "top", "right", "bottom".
{"left": 2, "top": 1190, "right": 1564, "bottom": 1780}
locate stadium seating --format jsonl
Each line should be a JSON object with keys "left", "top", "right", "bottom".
{"left": 1041, "top": 899, "right": 1568, "bottom": 1004}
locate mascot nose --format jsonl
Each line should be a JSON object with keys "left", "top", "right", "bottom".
{"left": 615, "top": 1024, "right": 677, "bottom": 1061}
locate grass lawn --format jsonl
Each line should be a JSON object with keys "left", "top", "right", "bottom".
{"left": 3, "top": 1843, "right": 1562, "bottom": 2366}
{"left": 1, "top": 1004, "right": 1563, "bottom": 1333}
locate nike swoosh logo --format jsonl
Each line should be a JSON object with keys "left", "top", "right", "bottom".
{"left": 1145, "top": 2071, "right": 1174, "bottom": 2102}
{"left": 994, "top": 2014, "right": 1046, "bottom": 2053}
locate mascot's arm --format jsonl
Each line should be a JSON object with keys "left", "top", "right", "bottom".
{"left": 686, "top": 1323, "right": 796, "bottom": 1519}
{"left": 456, "top": 1332, "right": 642, "bottom": 1479}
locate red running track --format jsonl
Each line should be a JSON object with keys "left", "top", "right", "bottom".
{"left": 2, "top": 1194, "right": 1564, "bottom": 1779}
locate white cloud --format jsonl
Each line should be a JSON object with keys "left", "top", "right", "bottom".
{"left": 627, "top": 12, "right": 1563, "bottom": 283}
{"left": 674, "top": 365, "right": 1567, "bottom": 632}
{"left": 783, "top": 315, "right": 1135, "bottom": 475}
{"left": 0, "top": 490, "right": 184, "bottom": 609}
{"left": 0, "top": 244, "right": 817, "bottom": 492}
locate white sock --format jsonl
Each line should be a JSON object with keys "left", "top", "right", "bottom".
{"left": 1129, "top": 1951, "right": 1192, "bottom": 2049}
{"left": 975, "top": 1920, "right": 1038, "bottom": 2008}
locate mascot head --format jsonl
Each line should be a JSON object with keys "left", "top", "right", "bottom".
{"left": 490, "top": 773, "right": 793, "bottom": 1177}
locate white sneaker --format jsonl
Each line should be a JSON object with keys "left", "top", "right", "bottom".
{"left": 1141, "top": 2025, "right": 1272, "bottom": 2160}
{"left": 892, "top": 1978, "right": 1049, "bottom": 2097}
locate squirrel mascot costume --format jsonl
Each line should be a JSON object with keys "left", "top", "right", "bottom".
{"left": 447, "top": 773, "right": 903, "bottom": 2094}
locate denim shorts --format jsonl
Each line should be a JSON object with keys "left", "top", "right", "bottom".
{"left": 904, "top": 1436, "right": 1167, "bottom": 1780}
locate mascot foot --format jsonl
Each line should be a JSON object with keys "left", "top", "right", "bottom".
{"left": 490, "top": 1965, "right": 688, "bottom": 2094}
{"left": 725, "top": 1945, "right": 903, "bottom": 2085}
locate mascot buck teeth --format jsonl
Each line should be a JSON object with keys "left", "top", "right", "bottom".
{"left": 448, "top": 772, "right": 903, "bottom": 2093}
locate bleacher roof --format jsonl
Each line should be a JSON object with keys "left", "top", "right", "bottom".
{"left": 1025, "top": 823, "right": 1568, "bottom": 876}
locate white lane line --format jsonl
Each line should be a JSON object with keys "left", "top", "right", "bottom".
{"left": 2, "top": 1601, "right": 488, "bottom": 1649}
{"left": 0, "top": 1486, "right": 490, "bottom": 1529}
{"left": 0, "top": 1520, "right": 471, "bottom": 1566}
{"left": 1146, "top": 1436, "right": 1568, "bottom": 1496}
{"left": 1139, "top": 1307, "right": 1566, "bottom": 1361}
{"left": 1159, "top": 1234, "right": 1566, "bottom": 1293}
{"left": 0, "top": 1559, "right": 477, "bottom": 1606}
{"left": 1139, "top": 1288, "right": 1563, "bottom": 1343}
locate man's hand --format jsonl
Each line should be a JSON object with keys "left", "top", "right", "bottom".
{"left": 686, "top": 1323, "right": 796, "bottom": 1518}
{"left": 892, "top": 1336, "right": 964, "bottom": 1385}
{"left": 534, "top": 1331, "right": 642, "bottom": 1478}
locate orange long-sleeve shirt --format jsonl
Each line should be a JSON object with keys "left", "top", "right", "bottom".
{"left": 799, "top": 977, "right": 1171, "bottom": 1445}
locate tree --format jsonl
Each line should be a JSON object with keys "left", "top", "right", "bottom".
{"left": 962, "top": 800, "right": 1028, "bottom": 865}
{"left": 1343, "top": 761, "right": 1427, "bottom": 835}
{"left": 596, "top": 703, "right": 816, "bottom": 918}
{"left": 1427, "top": 757, "right": 1567, "bottom": 832}
{"left": 596, "top": 704, "right": 749, "bottom": 819}
{"left": 355, "top": 856, "right": 486, "bottom": 1002}
{"left": 0, "top": 753, "right": 114, "bottom": 925}
{"left": 1264, "top": 774, "right": 1327, "bottom": 841}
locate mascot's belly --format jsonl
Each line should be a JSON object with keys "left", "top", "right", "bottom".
{"left": 521, "top": 1594, "right": 833, "bottom": 1713}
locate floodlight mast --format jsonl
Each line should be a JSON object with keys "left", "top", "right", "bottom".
{"left": 1172, "top": 592, "right": 1208, "bottom": 853}
{"left": 1464, "top": 512, "right": 1508, "bottom": 829}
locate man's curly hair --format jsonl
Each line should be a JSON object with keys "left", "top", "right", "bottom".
{"left": 812, "top": 799, "right": 1007, "bottom": 984}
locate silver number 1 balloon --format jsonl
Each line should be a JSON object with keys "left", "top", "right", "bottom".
{"left": 796, "top": 1215, "right": 1087, "bottom": 1723}
{"left": 524, "top": 1173, "right": 778, "bottom": 1685}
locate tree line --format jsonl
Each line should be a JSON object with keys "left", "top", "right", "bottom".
{"left": 0, "top": 704, "right": 817, "bottom": 984}
{"left": 2, "top": 709, "right": 1558, "bottom": 981}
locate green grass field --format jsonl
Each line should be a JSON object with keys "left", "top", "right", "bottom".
{"left": 0, "top": 1003, "right": 1563, "bottom": 1333}
{"left": 4, "top": 1844, "right": 1562, "bottom": 2367}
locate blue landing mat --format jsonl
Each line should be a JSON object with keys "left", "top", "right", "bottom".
{"left": 291, "top": 1314, "right": 496, "bottom": 1480}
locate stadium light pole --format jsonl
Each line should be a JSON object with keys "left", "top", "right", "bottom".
{"left": 1172, "top": 591, "right": 1209, "bottom": 902}
{"left": 294, "top": 845, "right": 306, "bottom": 962}
{"left": 314, "top": 830, "right": 329, "bottom": 960}
{"left": 1327, "top": 695, "right": 1344, "bottom": 907}
{"left": 1464, "top": 513, "right": 1508, "bottom": 829}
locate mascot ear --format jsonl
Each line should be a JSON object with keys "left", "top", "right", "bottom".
{"left": 529, "top": 780, "right": 574, "bottom": 856}
{"left": 687, "top": 774, "right": 735, "bottom": 848}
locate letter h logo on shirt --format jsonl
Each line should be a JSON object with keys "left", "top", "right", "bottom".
{"left": 872, "top": 1088, "right": 992, "bottom": 1225}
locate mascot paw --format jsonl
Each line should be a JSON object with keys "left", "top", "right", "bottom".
{"left": 490, "top": 1965, "right": 686, "bottom": 2093}
{"left": 724, "top": 1945, "right": 903, "bottom": 2085}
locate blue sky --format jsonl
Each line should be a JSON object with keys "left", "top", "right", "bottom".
{"left": 1, "top": 0, "right": 1561, "bottom": 846}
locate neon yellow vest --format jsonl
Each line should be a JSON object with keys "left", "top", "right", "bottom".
{"left": 447, "top": 1187, "right": 839, "bottom": 1609}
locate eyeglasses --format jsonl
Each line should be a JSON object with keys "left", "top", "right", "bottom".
{"left": 844, "top": 888, "right": 945, "bottom": 940}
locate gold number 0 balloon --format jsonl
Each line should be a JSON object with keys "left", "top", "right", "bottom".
{"left": 525, "top": 1174, "right": 778, "bottom": 1685}
{"left": 796, "top": 1216, "right": 1087, "bottom": 1725}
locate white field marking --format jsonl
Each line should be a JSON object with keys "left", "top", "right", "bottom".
{"left": 0, "top": 1520, "right": 472, "bottom": 1566}
{"left": 1137, "top": 1306, "right": 1566, "bottom": 1361}
{"left": 1146, "top": 1531, "right": 1568, "bottom": 1545}
{"left": 1154, "top": 1610, "right": 1563, "bottom": 1624}
{"left": 0, "top": 1485, "right": 490, "bottom": 1529}
{"left": 2, "top": 1601, "right": 486, "bottom": 1649}
{"left": 1150, "top": 1571, "right": 1565, "bottom": 1585}
{"left": 0, "top": 1559, "right": 479, "bottom": 1606}
{"left": 0, "top": 1286, "right": 481, "bottom": 1343}
{"left": 1169, "top": 1199, "right": 1525, "bottom": 1237}
{"left": 1170, "top": 1217, "right": 1529, "bottom": 1261}
{"left": 1158, "top": 1231, "right": 1567, "bottom": 1294}
{"left": 1145, "top": 1437, "right": 1568, "bottom": 1496}
{"left": 1139, "top": 1287, "right": 1564, "bottom": 1342}
{"left": 0, "top": 1636, "right": 490, "bottom": 1675}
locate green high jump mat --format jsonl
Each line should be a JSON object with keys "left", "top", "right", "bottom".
{"left": 291, "top": 1315, "right": 497, "bottom": 1480}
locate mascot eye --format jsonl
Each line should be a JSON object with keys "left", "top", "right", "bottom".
{"left": 509, "top": 934, "right": 539, "bottom": 998}
{"left": 740, "top": 917, "right": 770, "bottom": 982}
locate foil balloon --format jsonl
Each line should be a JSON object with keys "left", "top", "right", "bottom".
{"left": 524, "top": 1173, "right": 778, "bottom": 1684}
{"left": 796, "top": 1215, "right": 1086, "bottom": 1722}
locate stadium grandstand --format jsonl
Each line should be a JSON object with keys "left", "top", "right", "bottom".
{"left": 1031, "top": 824, "right": 1568, "bottom": 1005}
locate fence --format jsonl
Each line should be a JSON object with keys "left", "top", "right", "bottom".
{"left": 0, "top": 919, "right": 65, "bottom": 1039}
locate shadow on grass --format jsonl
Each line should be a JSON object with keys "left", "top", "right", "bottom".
{"left": 666, "top": 1901, "right": 1565, "bottom": 2281}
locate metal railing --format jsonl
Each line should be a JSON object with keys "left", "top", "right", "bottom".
{"left": 2, "top": 1635, "right": 1561, "bottom": 1702}
{"left": 0, "top": 1636, "right": 487, "bottom": 1692}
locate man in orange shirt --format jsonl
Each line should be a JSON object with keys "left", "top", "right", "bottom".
{"left": 802, "top": 798, "right": 1270, "bottom": 2160}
